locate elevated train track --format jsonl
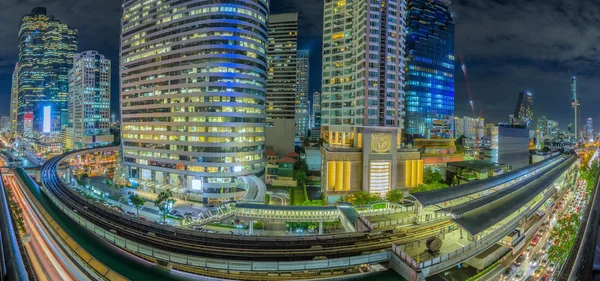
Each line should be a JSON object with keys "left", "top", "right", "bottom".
{"left": 37, "top": 148, "right": 451, "bottom": 264}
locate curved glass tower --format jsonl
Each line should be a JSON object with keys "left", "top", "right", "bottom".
{"left": 120, "top": 0, "right": 268, "bottom": 200}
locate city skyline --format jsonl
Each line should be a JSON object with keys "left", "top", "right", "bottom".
{"left": 0, "top": 1, "right": 597, "bottom": 131}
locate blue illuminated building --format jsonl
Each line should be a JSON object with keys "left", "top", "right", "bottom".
{"left": 404, "top": 0, "right": 455, "bottom": 139}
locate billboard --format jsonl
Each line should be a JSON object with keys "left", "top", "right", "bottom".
{"left": 191, "top": 179, "right": 202, "bottom": 191}
{"left": 43, "top": 106, "right": 51, "bottom": 133}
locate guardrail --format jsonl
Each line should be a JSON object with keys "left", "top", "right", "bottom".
{"left": 36, "top": 166, "right": 392, "bottom": 273}
{"left": 0, "top": 172, "right": 29, "bottom": 281}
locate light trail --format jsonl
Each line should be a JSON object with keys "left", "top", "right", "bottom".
{"left": 6, "top": 175, "right": 89, "bottom": 281}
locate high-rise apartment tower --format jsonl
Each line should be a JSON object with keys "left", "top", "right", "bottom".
{"left": 68, "top": 51, "right": 113, "bottom": 149}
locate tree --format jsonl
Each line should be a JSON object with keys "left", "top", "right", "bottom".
{"left": 129, "top": 193, "right": 145, "bottom": 217}
{"left": 302, "top": 200, "right": 325, "bottom": 206}
{"left": 302, "top": 137, "right": 310, "bottom": 147}
{"left": 410, "top": 182, "right": 448, "bottom": 193}
{"left": 154, "top": 189, "right": 176, "bottom": 224}
{"left": 423, "top": 167, "right": 443, "bottom": 184}
{"left": 452, "top": 176, "right": 459, "bottom": 186}
{"left": 295, "top": 170, "right": 308, "bottom": 187}
{"left": 348, "top": 191, "right": 380, "bottom": 206}
{"left": 294, "top": 158, "right": 309, "bottom": 173}
{"left": 317, "top": 138, "right": 327, "bottom": 146}
{"left": 386, "top": 189, "right": 403, "bottom": 203}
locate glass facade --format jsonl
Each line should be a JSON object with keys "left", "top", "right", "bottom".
{"left": 17, "top": 7, "right": 78, "bottom": 137}
{"left": 68, "top": 51, "right": 112, "bottom": 149}
{"left": 120, "top": 0, "right": 268, "bottom": 192}
{"left": 404, "top": 0, "right": 454, "bottom": 138}
{"left": 296, "top": 50, "right": 310, "bottom": 138}
{"left": 514, "top": 91, "right": 533, "bottom": 128}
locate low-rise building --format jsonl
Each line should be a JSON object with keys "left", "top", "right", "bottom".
{"left": 412, "top": 138, "right": 464, "bottom": 168}
{"left": 305, "top": 147, "right": 321, "bottom": 172}
{"left": 484, "top": 125, "right": 530, "bottom": 169}
{"left": 265, "top": 150, "right": 298, "bottom": 187}
{"left": 321, "top": 127, "right": 421, "bottom": 204}
{"left": 446, "top": 160, "right": 509, "bottom": 184}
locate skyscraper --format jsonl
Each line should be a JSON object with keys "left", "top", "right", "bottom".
{"left": 537, "top": 116, "right": 548, "bottom": 134}
{"left": 547, "top": 120, "right": 559, "bottom": 138}
{"left": 586, "top": 118, "right": 593, "bottom": 140}
{"left": 404, "top": 0, "right": 455, "bottom": 139}
{"left": 17, "top": 7, "right": 78, "bottom": 137}
{"left": 311, "top": 90, "right": 321, "bottom": 129}
{"left": 514, "top": 91, "right": 533, "bottom": 128}
{"left": 265, "top": 13, "right": 299, "bottom": 155}
{"left": 68, "top": 51, "right": 113, "bottom": 149}
{"left": 572, "top": 76, "right": 579, "bottom": 139}
{"left": 296, "top": 50, "right": 310, "bottom": 139}
{"left": 120, "top": 0, "right": 268, "bottom": 198}
{"left": 10, "top": 64, "right": 18, "bottom": 135}
{"left": 321, "top": 0, "right": 406, "bottom": 143}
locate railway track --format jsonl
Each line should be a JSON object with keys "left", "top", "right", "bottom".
{"left": 35, "top": 149, "right": 452, "bottom": 262}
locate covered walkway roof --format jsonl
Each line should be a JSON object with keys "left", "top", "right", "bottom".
{"left": 439, "top": 156, "right": 567, "bottom": 216}
{"left": 411, "top": 154, "right": 566, "bottom": 207}
{"left": 453, "top": 156, "right": 576, "bottom": 236}
{"left": 235, "top": 203, "right": 337, "bottom": 212}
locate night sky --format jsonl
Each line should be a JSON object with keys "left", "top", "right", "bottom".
{"left": 0, "top": 0, "right": 597, "bottom": 131}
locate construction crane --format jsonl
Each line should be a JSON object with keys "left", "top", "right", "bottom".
{"left": 459, "top": 54, "right": 484, "bottom": 159}
{"left": 459, "top": 54, "right": 476, "bottom": 118}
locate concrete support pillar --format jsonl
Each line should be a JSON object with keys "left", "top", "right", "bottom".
{"left": 319, "top": 222, "right": 323, "bottom": 235}
{"left": 249, "top": 221, "right": 254, "bottom": 235}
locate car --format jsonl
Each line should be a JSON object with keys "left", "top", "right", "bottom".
{"left": 540, "top": 274, "right": 549, "bottom": 281}
{"left": 515, "top": 255, "right": 526, "bottom": 266}
{"left": 534, "top": 267, "right": 544, "bottom": 277}
{"left": 500, "top": 268, "right": 513, "bottom": 280}
{"left": 548, "top": 261, "right": 556, "bottom": 272}
{"left": 525, "top": 245, "right": 534, "bottom": 257}
{"left": 541, "top": 255, "right": 549, "bottom": 265}
{"left": 513, "top": 270, "right": 524, "bottom": 281}
{"left": 531, "top": 236, "right": 540, "bottom": 246}
{"left": 531, "top": 253, "right": 541, "bottom": 268}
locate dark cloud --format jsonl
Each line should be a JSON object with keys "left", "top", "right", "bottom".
{"left": 0, "top": 0, "right": 597, "bottom": 132}
{"left": 452, "top": 0, "right": 600, "bottom": 130}
{"left": 0, "top": 0, "right": 121, "bottom": 117}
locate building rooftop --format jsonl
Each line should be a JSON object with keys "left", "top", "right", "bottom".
{"left": 411, "top": 154, "right": 566, "bottom": 207}
{"left": 265, "top": 150, "right": 277, "bottom": 156}
{"left": 235, "top": 203, "right": 336, "bottom": 212}
{"left": 277, "top": 157, "right": 296, "bottom": 164}
{"left": 447, "top": 160, "right": 506, "bottom": 172}
{"left": 285, "top": 151, "right": 300, "bottom": 158}
{"left": 453, "top": 156, "right": 576, "bottom": 236}
{"left": 440, "top": 156, "right": 567, "bottom": 216}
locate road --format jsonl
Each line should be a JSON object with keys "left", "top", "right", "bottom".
{"left": 489, "top": 178, "right": 586, "bottom": 281}
{"left": 5, "top": 174, "right": 90, "bottom": 281}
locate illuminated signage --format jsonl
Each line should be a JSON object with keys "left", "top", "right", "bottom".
{"left": 43, "top": 106, "right": 51, "bottom": 133}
